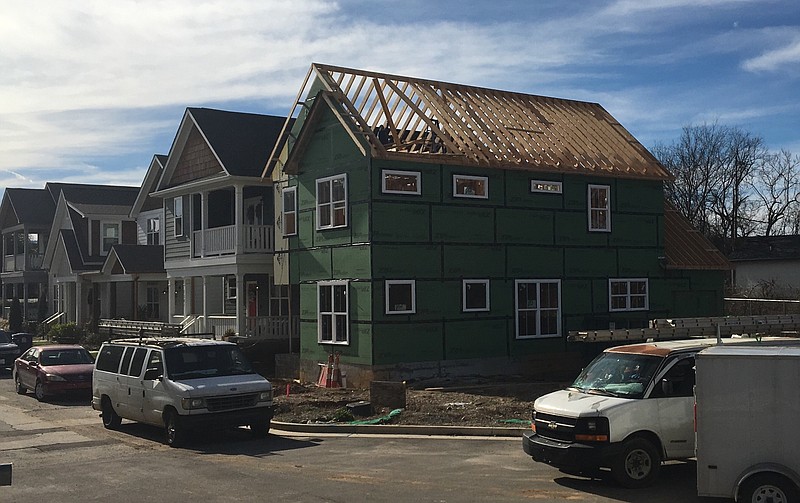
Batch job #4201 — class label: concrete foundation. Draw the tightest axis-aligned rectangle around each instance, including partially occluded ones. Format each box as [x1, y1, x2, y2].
[299, 352, 584, 389]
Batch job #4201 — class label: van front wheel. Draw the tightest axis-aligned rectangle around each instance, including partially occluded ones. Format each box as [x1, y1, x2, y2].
[249, 419, 271, 438]
[611, 437, 661, 488]
[165, 410, 186, 448]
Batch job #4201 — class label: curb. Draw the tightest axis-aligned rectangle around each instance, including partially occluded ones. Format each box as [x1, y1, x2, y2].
[272, 421, 527, 437]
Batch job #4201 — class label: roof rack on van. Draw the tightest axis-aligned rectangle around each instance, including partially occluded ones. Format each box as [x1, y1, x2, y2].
[568, 314, 800, 343]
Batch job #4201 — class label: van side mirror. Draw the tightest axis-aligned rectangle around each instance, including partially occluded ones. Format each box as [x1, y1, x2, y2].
[661, 379, 674, 396]
[144, 368, 162, 381]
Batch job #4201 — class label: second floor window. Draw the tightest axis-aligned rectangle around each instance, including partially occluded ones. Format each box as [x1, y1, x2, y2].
[146, 217, 160, 245]
[453, 175, 488, 199]
[174, 197, 184, 237]
[316, 174, 347, 230]
[588, 185, 611, 232]
[101, 223, 120, 254]
[282, 186, 297, 236]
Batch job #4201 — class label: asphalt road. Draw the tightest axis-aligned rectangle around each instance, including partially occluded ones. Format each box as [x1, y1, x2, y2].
[0, 373, 721, 503]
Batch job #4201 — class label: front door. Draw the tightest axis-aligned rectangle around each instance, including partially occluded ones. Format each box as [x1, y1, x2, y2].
[247, 281, 259, 336]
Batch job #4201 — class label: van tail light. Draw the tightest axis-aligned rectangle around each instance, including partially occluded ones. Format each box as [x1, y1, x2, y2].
[693, 400, 697, 433]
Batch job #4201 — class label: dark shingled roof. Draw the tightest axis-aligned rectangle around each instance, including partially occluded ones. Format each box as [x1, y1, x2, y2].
[188, 108, 288, 177]
[4, 188, 56, 226]
[108, 245, 165, 273]
[58, 229, 95, 272]
[728, 235, 800, 262]
[46, 183, 139, 213]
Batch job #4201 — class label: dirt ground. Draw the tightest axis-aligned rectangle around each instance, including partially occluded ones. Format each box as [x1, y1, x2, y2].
[271, 377, 569, 427]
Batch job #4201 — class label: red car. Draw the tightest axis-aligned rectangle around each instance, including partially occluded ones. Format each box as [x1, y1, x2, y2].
[13, 345, 94, 401]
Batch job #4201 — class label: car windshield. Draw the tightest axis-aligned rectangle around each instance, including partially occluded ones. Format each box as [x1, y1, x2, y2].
[39, 349, 94, 366]
[165, 345, 255, 380]
[569, 352, 663, 398]
[0, 332, 10, 343]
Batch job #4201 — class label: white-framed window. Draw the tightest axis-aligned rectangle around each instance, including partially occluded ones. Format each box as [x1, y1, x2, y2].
[385, 280, 416, 314]
[531, 180, 563, 194]
[146, 217, 160, 245]
[382, 170, 421, 195]
[316, 174, 348, 229]
[463, 279, 490, 312]
[588, 184, 611, 232]
[609, 279, 649, 312]
[515, 279, 561, 339]
[174, 197, 184, 237]
[225, 276, 237, 300]
[453, 174, 488, 199]
[282, 186, 297, 236]
[101, 222, 120, 254]
[318, 281, 349, 344]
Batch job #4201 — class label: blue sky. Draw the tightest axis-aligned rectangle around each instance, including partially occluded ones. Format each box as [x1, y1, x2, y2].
[1, 0, 798, 193]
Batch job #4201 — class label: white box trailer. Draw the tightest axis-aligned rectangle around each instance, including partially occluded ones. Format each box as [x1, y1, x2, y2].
[695, 345, 800, 502]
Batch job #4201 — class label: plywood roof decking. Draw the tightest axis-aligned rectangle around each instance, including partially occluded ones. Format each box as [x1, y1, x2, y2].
[664, 203, 730, 270]
[268, 63, 672, 180]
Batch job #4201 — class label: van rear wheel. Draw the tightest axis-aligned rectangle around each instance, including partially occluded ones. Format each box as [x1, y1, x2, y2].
[739, 473, 798, 503]
[101, 398, 122, 429]
[611, 437, 661, 488]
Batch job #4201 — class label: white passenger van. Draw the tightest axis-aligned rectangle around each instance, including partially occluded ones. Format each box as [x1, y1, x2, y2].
[522, 337, 798, 488]
[92, 337, 273, 447]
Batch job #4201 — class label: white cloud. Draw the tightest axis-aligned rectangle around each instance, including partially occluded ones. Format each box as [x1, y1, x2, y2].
[743, 37, 800, 71]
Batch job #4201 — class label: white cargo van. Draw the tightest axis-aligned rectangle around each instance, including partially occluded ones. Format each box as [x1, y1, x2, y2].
[92, 338, 273, 447]
[695, 345, 800, 502]
[522, 337, 797, 488]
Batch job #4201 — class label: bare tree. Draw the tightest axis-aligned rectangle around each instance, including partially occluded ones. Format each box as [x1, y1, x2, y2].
[750, 149, 800, 236]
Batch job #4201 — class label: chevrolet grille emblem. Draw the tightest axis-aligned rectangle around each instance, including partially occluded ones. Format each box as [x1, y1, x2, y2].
[547, 421, 558, 430]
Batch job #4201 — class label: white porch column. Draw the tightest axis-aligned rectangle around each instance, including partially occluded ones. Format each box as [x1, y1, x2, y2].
[234, 185, 243, 254]
[75, 281, 82, 325]
[202, 276, 209, 335]
[183, 278, 191, 316]
[236, 272, 245, 336]
[168, 278, 176, 321]
[201, 192, 208, 258]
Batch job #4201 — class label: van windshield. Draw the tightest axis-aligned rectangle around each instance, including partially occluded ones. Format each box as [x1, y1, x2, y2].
[569, 352, 663, 398]
[165, 345, 255, 380]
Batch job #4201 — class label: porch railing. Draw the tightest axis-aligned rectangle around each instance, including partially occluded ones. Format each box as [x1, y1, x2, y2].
[178, 315, 298, 340]
[191, 224, 273, 257]
[2, 253, 44, 272]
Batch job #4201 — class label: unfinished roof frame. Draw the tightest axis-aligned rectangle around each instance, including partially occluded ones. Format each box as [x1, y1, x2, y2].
[264, 63, 672, 180]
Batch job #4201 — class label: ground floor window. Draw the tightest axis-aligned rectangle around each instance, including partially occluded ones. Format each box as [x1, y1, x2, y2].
[318, 281, 348, 344]
[463, 279, 490, 312]
[385, 280, 416, 314]
[515, 280, 561, 338]
[609, 278, 649, 311]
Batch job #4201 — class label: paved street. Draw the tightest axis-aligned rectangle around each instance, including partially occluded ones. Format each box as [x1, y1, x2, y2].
[0, 373, 715, 503]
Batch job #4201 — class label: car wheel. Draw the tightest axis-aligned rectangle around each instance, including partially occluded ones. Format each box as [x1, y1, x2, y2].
[14, 374, 26, 395]
[34, 380, 47, 402]
[101, 398, 122, 429]
[611, 437, 661, 488]
[164, 410, 186, 448]
[739, 473, 799, 503]
[249, 419, 271, 438]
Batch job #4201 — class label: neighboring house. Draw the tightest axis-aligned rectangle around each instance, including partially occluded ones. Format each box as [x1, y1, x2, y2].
[150, 107, 296, 338]
[92, 154, 169, 322]
[728, 235, 800, 295]
[267, 63, 730, 386]
[0, 188, 56, 321]
[42, 183, 140, 326]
